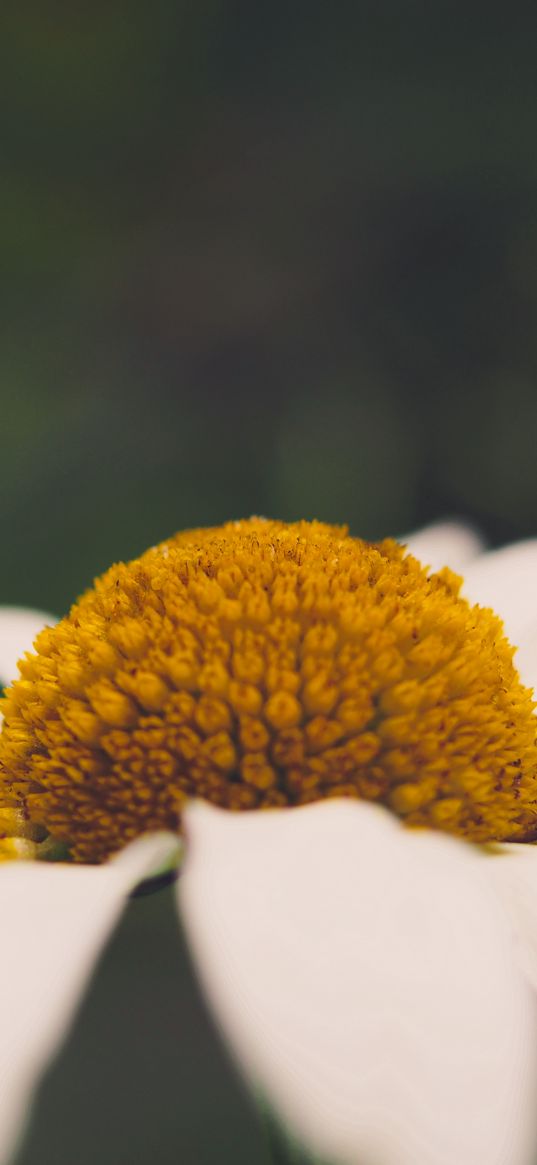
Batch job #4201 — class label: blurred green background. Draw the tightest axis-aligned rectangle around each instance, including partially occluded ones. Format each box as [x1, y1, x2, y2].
[4, 3, 537, 1162]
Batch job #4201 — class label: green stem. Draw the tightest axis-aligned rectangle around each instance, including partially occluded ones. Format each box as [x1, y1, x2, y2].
[259, 1104, 331, 1165]
[263, 1117, 297, 1165]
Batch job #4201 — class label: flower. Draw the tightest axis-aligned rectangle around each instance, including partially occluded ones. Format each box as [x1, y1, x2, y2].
[2, 520, 537, 1165]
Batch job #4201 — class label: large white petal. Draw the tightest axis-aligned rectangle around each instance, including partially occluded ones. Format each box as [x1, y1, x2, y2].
[402, 521, 484, 573]
[482, 842, 537, 995]
[0, 607, 56, 688]
[0, 832, 180, 1165]
[462, 541, 537, 691]
[179, 800, 537, 1165]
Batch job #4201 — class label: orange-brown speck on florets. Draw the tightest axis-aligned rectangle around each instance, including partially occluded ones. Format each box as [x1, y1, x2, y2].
[1, 517, 537, 863]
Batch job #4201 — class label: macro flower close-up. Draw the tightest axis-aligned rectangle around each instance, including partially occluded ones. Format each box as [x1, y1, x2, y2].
[3, 517, 537, 1165]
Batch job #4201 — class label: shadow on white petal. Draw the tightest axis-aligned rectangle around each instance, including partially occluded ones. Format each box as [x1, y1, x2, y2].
[401, 521, 484, 574]
[179, 800, 537, 1165]
[0, 833, 179, 1165]
[0, 607, 56, 689]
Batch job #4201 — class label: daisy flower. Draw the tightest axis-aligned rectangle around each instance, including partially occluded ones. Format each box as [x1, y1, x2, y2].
[1, 518, 537, 1165]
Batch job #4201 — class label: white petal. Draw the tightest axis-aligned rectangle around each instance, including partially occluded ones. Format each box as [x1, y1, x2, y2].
[463, 540, 537, 633]
[0, 832, 180, 1165]
[462, 542, 537, 691]
[0, 607, 56, 688]
[482, 842, 537, 995]
[401, 521, 484, 573]
[179, 800, 537, 1165]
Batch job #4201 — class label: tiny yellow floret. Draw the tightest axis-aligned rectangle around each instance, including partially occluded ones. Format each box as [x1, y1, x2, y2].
[1, 517, 537, 862]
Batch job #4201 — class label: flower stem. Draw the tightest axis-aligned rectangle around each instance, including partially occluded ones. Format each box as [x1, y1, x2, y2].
[259, 1105, 331, 1165]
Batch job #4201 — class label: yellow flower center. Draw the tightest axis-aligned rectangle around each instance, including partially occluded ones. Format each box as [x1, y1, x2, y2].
[1, 518, 536, 862]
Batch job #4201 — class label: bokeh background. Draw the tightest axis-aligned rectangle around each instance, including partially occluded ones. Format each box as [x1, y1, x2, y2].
[4, 4, 537, 1162]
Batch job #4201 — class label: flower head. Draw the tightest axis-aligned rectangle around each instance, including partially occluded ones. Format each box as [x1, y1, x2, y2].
[1, 517, 537, 863]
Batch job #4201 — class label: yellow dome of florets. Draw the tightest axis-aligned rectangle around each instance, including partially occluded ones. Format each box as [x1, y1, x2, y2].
[1, 517, 537, 862]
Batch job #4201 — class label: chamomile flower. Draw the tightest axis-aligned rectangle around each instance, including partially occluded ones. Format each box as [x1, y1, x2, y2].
[2, 519, 537, 1165]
